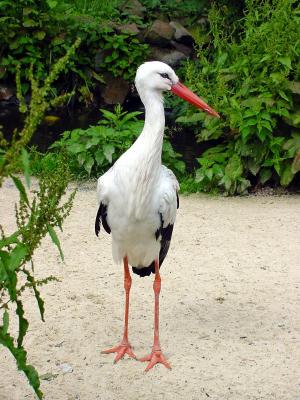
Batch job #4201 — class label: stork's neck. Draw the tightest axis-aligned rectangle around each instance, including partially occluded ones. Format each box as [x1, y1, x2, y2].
[136, 89, 165, 160]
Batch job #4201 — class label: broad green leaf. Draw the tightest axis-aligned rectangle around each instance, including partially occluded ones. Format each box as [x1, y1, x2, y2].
[103, 144, 115, 163]
[83, 156, 94, 175]
[280, 164, 294, 186]
[259, 168, 272, 184]
[95, 149, 105, 165]
[22, 18, 38, 27]
[46, 0, 58, 8]
[47, 225, 64, 261]
[8, 245, 28, 271]
[225, 155, 243, 180]
[77, 152, 86, 166]
[34, 30, 46, 40]
[291, 149, 300, 174]
[206, 168, 213, 181]
[278, 57, 291, 70]
[195, 169, 205, 183]
[10, 175, 29, 206]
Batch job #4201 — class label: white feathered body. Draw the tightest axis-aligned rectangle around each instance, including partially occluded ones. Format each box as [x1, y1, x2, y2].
[97, 90, 179, 269]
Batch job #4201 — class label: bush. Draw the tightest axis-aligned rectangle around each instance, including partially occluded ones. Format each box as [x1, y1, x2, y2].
[178, 0, 300, 194]
[0, 43, 77, 399]
[0, 0, 149, 100]
[50, 104, 186, 178]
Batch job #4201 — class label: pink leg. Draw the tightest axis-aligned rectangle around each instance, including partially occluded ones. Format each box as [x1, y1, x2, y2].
[102, 256, 136, 363]
[140, 259, 171, 371]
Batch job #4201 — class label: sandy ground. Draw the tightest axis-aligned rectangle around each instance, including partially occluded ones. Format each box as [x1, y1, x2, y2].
[0, 179, 300, 400]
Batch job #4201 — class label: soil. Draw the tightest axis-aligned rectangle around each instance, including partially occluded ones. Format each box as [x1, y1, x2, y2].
[0, 179, 299, 400]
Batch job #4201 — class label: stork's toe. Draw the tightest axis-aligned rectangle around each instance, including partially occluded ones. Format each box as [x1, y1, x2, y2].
[140, 350, 171, 371]
[102, 342, 137, 363]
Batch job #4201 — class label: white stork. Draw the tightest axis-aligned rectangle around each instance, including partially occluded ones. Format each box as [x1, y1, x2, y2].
[95, 61, 219, 371]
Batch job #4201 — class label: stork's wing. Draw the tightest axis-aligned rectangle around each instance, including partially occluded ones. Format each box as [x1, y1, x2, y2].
[95, 202, 111, 235]
[132, 166, 179, 277]
[95, 169, 113, 236]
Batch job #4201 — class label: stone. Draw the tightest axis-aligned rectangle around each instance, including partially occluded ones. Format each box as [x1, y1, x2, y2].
[101, 76, 129, 105]
[59, 363, 73, 374]
[0, 85, 14, 101]
[116, 23, 140, 35]
[150, 47, 187, 67]
[145, 20, 175, 46]
[170, 21, 194, 45]
[123, 0, 146, 18]
[171, 41, 193, 57]
[40, 372, 58, 381]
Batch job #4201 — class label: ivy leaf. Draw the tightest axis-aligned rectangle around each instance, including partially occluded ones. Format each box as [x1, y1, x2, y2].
[47, 225, 64, 261]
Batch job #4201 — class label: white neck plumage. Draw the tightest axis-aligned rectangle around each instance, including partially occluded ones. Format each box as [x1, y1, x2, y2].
[135, 89, 165, 165]
[126, 88, 165, 217]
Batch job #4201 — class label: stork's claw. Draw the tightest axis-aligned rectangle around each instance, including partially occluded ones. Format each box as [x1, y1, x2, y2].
[102, 341, 136, 363]
[140, 349, 171, 372]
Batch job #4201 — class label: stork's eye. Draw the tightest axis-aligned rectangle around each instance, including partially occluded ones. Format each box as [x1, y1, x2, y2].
[159, 73, 170, 80]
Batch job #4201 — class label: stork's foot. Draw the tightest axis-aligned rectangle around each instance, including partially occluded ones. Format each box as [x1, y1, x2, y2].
[102, 340, 136, 363]
[140, 349, 171, 372]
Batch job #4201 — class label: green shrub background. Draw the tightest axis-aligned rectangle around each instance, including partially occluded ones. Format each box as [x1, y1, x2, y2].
[1, 0, 300, 194]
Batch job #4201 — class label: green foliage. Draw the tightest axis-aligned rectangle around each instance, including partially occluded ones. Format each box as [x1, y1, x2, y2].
[0, 0, 149, 100]
[51, 104, 185, 178]
[0, 45, 77, 399]
[179, 0, 300, 194]
[140, 0, 208, 22]
[101, 34, 149, 80]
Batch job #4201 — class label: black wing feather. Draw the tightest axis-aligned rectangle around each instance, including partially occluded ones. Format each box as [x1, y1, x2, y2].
[132, 212, 174, 277]
[95, 203, 111, 236]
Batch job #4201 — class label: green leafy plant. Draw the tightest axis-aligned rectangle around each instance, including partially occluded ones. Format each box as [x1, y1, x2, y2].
[178, 0, 300, 194]
[101, 33, 149, 80]
[51, 104, 185, 178]
[0, 0, 149, 101]
[0, 43, 78, 399]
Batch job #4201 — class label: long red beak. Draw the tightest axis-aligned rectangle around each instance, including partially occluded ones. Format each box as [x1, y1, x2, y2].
[171, 82, 220, 118]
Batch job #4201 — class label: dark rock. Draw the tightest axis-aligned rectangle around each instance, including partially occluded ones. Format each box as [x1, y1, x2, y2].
[170, 21, 194, 45]
[101, 76, 129, 105]
[145, 20, 175, 46]
[150, 47, 187, 67]
[116, 23, 140, 35]
[123, 0, 146, 18]
[0, 85, 14, 101]
[171, 41, 193, 57]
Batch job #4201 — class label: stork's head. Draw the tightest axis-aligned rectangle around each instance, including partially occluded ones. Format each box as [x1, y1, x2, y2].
[135, 61, 219, 118]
